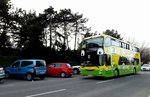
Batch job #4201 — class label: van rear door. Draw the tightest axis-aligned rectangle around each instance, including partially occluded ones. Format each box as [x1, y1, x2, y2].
[35, 60, 46, 75]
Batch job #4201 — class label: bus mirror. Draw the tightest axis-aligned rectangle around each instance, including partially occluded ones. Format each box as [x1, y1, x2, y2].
[97, 48, 104, 55]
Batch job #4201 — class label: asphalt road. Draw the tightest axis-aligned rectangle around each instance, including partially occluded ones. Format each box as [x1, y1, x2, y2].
[0, 71, 150, 97]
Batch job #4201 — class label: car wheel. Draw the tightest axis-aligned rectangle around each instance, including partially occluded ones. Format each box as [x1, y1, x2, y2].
[26, 73, 33, 81]
[73, 69, 79, 74]
[5, 72, 10, 79]
[60, 72, 66, 78]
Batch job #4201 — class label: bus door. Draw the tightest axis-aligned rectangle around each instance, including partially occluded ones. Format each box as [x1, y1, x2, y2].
[104, 54, 113, 74]
[119, 56, 129, 75]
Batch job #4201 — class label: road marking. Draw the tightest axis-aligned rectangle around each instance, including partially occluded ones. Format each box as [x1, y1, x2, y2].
[25, 89, 66, 97]
[96, 79, 115, 84]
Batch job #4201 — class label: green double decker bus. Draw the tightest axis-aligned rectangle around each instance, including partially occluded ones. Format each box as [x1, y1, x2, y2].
[80, 34, 141, 77]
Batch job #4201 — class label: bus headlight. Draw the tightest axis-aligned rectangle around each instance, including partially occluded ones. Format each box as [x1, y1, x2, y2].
[97, 48, 103, 55]
[99, 69, 103, 74]
[99, 71, 102, 74]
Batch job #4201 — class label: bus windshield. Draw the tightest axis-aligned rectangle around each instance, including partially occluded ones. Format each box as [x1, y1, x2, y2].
[82, 37, 103, 48]
[81, 54, 104, 66]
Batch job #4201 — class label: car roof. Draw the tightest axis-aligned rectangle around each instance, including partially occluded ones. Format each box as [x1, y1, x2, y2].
[17, 59, 45, 61]
[51, 62, 67, 64]
[49, 62, 68, 64]
[143, 64, 150, 65]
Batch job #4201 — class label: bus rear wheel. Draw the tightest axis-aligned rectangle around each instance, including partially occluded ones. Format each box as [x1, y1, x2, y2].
[114, 70, 119, 78]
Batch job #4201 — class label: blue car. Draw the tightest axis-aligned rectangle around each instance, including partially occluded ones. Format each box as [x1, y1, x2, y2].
[5, 59, 47, 81]
[0, 66, 5, 82]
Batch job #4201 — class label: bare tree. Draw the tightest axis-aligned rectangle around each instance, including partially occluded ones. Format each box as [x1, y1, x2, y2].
[139, 42, 150, 64]
[126, 37, 150, 64]
[125, 37, 139, 47]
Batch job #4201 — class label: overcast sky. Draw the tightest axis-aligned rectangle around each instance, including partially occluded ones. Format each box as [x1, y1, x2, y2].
[11, 0, 150, 47]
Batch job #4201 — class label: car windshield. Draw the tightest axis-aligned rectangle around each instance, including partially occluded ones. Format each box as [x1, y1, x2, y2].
[36, 61, 45, 67]
[143, 64, 150, 67]
[82, 37, 103, 48]
[66, 63, 71, 68]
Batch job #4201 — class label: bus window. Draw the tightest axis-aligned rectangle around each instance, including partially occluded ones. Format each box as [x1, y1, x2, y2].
[87, 37, 103, 48]
[119, 56, 122, 65]
[116, 40, 120, 47]
[119, 41, 122, 47]
[134, 60, 137, 65]
[121, 42, 126, 49]
[126, 44, 130, 50]
[123, 43, 126, 49]
[131, 46, 134, 51]
[105, 54, 111, 66]
[134, 58, 139, 65]
[119, 56, 127, 65]
[111, 39, 120, 47]
[121, 42, 127, 49]
[131, 58, 134, 65]
[105, 37, 111, 47]
[137, 48, 139, 52]
[134, 47, 139, 52]
[81, 37, 104, 48]
[126, 58, 130, 65]
[90, 54, 100, 66]
[129, 58, 133, 65]
[130, 46, 132, 51]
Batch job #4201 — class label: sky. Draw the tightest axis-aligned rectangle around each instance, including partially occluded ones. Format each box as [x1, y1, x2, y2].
[11, 0, 150, 47]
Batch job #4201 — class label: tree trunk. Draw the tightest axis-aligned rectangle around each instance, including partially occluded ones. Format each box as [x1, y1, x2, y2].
[74, 21, 78, 50]
[63, 22, 67, 50]
[49, 20, 52, 49]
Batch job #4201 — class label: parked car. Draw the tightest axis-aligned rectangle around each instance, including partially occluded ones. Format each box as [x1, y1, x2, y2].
[141, 64, 150, 71]
[5, 59, 47, 81]
[0, 65, 5, 82]
[47, 63, 73, 78]
[72, 65, 80, 74]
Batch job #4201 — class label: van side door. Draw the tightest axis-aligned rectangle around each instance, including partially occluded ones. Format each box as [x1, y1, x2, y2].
[20, 61, 34, 76]
[10, 61, 21, 75]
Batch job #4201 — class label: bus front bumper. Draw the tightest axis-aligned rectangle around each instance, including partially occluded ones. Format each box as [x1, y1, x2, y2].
[80, 69, 104, 77]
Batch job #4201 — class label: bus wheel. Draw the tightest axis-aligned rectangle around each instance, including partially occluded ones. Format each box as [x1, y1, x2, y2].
[114, 70, 119, 78]
[133, 68, 136, 74]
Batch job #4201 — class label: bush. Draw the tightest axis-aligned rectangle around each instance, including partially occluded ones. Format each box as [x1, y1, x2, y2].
[0, 56, 18, 68]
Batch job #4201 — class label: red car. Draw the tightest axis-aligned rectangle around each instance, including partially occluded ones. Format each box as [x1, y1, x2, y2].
[47, 63, 73, 77]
